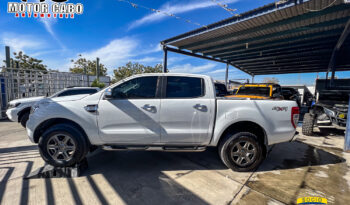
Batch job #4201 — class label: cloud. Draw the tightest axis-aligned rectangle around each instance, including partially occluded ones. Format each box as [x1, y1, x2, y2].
[79, 37, 139, 68]
[1, 33, 44, 53]
[169, 62, 217, 73]
[130, 57, 162, 64]
[129, 0, 239, 29]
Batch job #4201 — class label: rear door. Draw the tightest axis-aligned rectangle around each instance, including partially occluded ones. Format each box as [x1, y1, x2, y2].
[160, 76, 213, 144]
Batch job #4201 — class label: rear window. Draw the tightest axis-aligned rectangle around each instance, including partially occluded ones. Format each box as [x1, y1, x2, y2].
[236, 86, 270, 97]
[166, 76, 204, 98]
[57, 89, 97, 97]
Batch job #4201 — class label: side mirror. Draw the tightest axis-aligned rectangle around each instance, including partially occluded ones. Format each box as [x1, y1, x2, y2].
[104, 88, 113, 99]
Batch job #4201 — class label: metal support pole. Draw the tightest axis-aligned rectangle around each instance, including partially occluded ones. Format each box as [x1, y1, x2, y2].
[96, 57, 100, 81]
[252, 75, 255, 83]
[5, 46, 10, 68]
[344, 95, 350, 152]
[225, 64, 229, 87]
[163, 47, 168, 73]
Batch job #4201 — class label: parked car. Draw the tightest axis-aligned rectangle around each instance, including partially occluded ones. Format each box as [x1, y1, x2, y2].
[302, 79, 349, 136]
[6, 87, 100, 127]
[225, 83, 284, 100]
[282, 87, 301, 107]
[26, 73, 298, 172]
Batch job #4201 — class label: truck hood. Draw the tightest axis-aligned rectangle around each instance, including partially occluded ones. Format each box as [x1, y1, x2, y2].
[9, 96, 45, 104]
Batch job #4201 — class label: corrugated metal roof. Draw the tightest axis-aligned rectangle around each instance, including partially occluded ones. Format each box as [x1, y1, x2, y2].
[162, 0, 350, 75]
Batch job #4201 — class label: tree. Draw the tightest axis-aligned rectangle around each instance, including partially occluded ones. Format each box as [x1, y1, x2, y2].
[70, 58, 108, 76]
[112, 62, 164, 83]
[263, 77, 279, 84]
[3, 51, 47, 70]
[91, 79, 105, 89]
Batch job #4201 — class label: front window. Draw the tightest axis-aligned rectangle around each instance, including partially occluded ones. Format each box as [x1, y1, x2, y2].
[112, 76, 158, 99]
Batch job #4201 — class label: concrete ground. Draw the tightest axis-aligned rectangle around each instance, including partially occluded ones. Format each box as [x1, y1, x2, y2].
[0, 120, 349, 205]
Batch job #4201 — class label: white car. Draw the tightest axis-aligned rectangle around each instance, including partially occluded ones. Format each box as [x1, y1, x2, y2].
[27, 73, 299, 172]
[6, 87, 100, 127]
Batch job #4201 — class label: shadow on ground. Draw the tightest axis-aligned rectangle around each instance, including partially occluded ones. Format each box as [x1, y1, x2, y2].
[0, 139, 346, 204]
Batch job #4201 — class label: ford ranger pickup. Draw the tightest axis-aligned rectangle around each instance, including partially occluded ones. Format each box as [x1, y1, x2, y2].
[26, 73, 299, 172]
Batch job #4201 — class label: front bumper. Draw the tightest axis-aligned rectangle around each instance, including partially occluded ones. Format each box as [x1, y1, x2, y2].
[6, 108, 19, 122]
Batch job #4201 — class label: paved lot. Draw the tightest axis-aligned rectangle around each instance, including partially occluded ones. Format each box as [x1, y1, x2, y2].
[0, 120, 349, 205]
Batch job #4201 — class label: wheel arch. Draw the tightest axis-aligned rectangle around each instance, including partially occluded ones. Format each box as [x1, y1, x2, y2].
[17, 107, 31, 122]
[217, 121, 268, 157]
[33, 118, 90, 145]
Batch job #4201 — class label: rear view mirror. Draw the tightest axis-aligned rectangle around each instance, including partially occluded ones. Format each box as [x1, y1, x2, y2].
[104, 88, 113, 99]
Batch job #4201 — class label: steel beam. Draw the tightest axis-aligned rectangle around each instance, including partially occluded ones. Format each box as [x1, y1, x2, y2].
[193, 18, 348, 53]
[328, 18, 350, 87]
[163, 46, 168, 73]
[230, 49, 332, 64]
[345, 96, 350, 152]
[215, 40, 337, 60]
[225, 64, 229, 87]
[237, 55, 326, 67]
[179, 4, 350, 50]
[205, 30, 342, 56]
[222, 44, 335, 62]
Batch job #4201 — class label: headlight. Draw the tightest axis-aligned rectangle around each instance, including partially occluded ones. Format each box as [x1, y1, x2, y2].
[8, 102, 21, 109]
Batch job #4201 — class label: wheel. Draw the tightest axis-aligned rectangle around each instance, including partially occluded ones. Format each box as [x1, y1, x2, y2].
[218, 132, 263, 172]
[20, 112, 30, 128]
[38, 124, 89, 167]
[302, 113, 315, 136]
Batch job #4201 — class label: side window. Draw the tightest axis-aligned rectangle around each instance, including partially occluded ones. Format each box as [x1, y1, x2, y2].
[112, 76, 158, 99]
[166, 76, 204, 98]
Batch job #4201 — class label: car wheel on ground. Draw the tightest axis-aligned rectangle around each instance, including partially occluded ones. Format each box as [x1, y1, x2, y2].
[302, 113, 315, 136]
[38, 124, 89, 167]
[20, 112, 30, 128]
[218, 132, 263, 172]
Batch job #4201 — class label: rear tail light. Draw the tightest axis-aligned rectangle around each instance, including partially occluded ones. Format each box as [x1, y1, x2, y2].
[291, 107, 299, 128]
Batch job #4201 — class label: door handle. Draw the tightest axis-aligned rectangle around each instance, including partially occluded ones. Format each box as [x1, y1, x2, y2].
[142, 104, 155, 112]
[193, 104, 207, 111]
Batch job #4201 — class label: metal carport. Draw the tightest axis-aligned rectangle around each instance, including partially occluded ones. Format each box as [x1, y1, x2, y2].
[161, 0, 350, 86]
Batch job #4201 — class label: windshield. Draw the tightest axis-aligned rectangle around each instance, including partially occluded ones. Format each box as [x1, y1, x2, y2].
[236, 86, 270, 97]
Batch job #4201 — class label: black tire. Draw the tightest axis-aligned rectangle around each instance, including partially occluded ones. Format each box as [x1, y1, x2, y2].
[302, 113, 315, 136]
[20, 112, 30, 128]
[38, 124, 89, 167]
[218, 132, 263, 172]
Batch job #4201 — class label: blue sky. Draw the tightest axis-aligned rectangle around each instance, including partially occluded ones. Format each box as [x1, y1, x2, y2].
[1, 0, 349, 85]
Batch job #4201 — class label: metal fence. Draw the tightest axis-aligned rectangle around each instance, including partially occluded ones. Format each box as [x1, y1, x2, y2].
[0, 68, 111, 119]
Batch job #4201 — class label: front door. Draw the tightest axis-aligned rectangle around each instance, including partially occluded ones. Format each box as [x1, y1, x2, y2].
[98, 76, 161, 144]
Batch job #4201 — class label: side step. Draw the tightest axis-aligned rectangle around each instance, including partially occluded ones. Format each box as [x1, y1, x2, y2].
[102, 145, 206, 152]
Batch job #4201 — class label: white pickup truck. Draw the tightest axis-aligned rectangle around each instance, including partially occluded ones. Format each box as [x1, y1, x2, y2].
[26, 73, 299, 171]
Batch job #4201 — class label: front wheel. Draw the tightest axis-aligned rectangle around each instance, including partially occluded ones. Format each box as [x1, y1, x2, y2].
[38, 124, 89, 167]
[218, 132, 263, 172]
[20, 112, 29, 128]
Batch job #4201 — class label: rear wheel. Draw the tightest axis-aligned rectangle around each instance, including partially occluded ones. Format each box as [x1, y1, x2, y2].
[20, 112, 29, 128]
[302, 113, 315, 136]
[218, 132, 263, 172]
[38, 124, 89, 167]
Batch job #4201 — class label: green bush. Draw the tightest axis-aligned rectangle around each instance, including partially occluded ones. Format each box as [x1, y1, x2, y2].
[91, 79, 105, 89]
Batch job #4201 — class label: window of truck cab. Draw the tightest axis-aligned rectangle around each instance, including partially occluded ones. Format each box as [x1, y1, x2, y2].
[111, 76, 159, 99]
[165, 76, 205, 98]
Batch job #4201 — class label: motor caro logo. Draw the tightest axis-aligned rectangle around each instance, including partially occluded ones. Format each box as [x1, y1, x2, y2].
[8, 0, 83, 18]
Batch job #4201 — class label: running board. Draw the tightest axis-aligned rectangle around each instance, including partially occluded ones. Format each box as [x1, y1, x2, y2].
[102, 145, 206, 152]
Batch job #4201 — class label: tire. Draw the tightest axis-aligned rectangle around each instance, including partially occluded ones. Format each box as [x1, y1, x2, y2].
[302, 113, 315, 136]
[218, 132, 263, 172]
[38, 124, 89, 167]
[20, 112, 30, 128]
